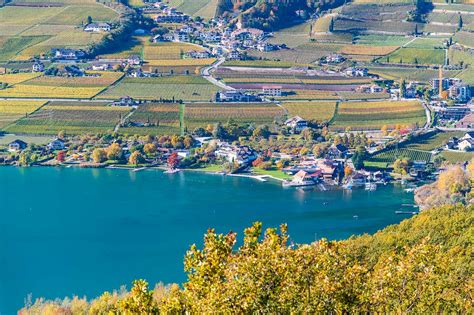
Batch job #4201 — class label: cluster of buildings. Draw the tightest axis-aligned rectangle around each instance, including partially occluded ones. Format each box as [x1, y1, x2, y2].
[215, 86, 283, 103]
[445, 132, 474, 152]
[432, 77, 471, 103]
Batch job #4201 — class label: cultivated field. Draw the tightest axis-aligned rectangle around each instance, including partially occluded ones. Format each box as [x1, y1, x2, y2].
[369, 148, 433, 164]
[122, 103, 182, 135]
[281, 101, 337, 122]
[5, 101, 131, 135]
[0, 3, 118, 61]
[0, 72, 122, 99]
[332, 100, 426, 130]
[183, 102, 285, 129]
[0, 100, 46, 129]
[98, 76, 219, 101]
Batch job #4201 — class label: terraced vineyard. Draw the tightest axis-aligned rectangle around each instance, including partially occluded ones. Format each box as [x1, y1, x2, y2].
[332, 100, 426, 130]
[369, 148, 433, 164]
[121, 103, 182, 135]
[98, 76, 219, 101]
[0, 1, 118, 61]
[0, 100, 46, 129]
[281, 101, 337, 122]
[183, 103, 285, 130]
[0, 72, 122, 99]
[5, 101, 131, 135]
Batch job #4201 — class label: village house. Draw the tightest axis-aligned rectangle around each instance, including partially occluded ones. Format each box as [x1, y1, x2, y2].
[127, 55, 141, 66]
[357, 84, 384, 93]
[155, 13, 189, 23]
[458, 138, 474, 151]
[405, 82, 419, 98]
[8, 140, 27, 152]
[326, 144, 349, 159]
[436, 106, 471, 121]
[200, 31, 222, 42]
[215, 90, 261, 102]
[325, 54, 344, 64]
[285, 116, 308, 133]
[91, 63, 110, 71]
[231, 28, 264, 41]
[52, 48, 85, 60]
[344, 67, 368, 77]
[262, 85, 282, 97]
[32, 61, 44, 72]
[256, 42, 275, 52]
[226, 50, 241, 60]
[47, 139, 65, 151]
[173, 31, 190, 42]
[84, 22, 111, 32]
[315, 159, 339, 180]
[113, 96, 137, 106]
[215, 144, 257, 165]
[184, 50, 211, 59]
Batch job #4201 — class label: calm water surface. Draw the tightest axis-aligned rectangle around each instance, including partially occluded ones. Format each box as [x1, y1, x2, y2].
[0, 167, 414, 313]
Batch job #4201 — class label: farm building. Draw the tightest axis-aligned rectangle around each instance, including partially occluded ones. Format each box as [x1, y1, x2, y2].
[52, 49, 86, 60]
[84, 23, 111, 32]
[262, 85, 282, 97]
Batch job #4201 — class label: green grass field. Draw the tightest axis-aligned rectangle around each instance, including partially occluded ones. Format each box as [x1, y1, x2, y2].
[439, 151, 474, 163]
[385, 48, 445, 65]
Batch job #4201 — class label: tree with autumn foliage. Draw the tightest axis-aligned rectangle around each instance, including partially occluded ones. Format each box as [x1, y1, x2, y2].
[56, 150, 66, 163]
[167, 152, 179, 169]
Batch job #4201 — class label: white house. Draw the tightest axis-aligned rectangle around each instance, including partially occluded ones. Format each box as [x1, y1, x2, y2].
[8, 139, 27, 152]
[215, 145, 257, 165]
[458, 138, 474, 151]
[47, 139, 65, 151]
[127, 55, 141, 65]
[285, 116, 308, 133]
[84, 22, 111, 32]
[32, 62, 44, 72]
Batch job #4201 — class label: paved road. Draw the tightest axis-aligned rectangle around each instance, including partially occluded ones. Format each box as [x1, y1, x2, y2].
[201, 57, 234, 90]
[0, 97, 114, 102]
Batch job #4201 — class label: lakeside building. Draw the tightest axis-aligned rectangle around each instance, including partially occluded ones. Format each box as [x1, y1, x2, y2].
[47, 139, 65, 151]
[8, 140, 27, 152]
[215, 144, 257, 165]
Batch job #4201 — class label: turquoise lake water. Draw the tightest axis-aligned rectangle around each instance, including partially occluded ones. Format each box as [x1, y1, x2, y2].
[0, 167, 415, 313]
